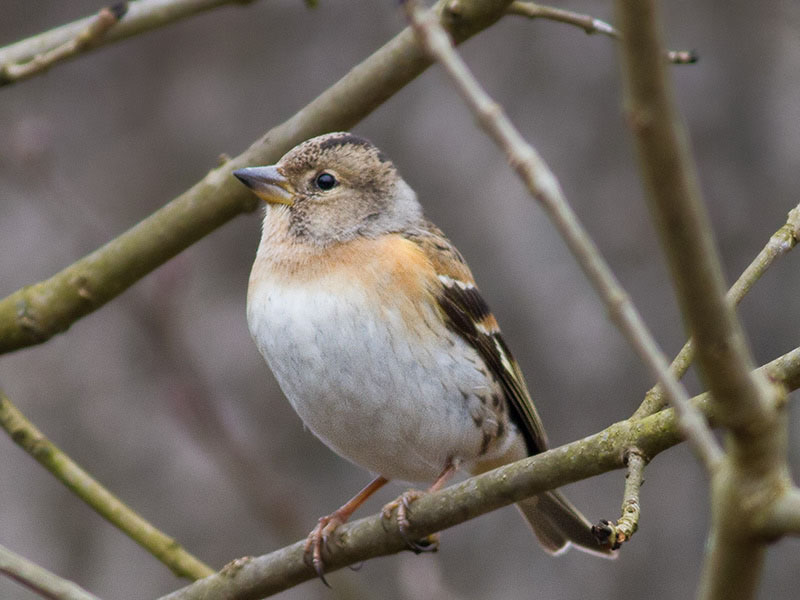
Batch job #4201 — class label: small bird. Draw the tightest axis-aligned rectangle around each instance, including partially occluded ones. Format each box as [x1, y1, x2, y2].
[234, 133, 615, 577]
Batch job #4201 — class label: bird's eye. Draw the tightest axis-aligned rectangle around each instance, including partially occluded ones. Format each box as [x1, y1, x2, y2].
[315, 172, 337, 191]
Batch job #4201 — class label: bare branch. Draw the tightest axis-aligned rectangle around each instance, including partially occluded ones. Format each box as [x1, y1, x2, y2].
[596, 449, 648, 547]
[615, 0, 775, 437]
[613, 0, 791, 598]
[0, 0, 514, 355]
[0, 544, 102, 600]
[506, 1, 697, 65]
[617, 450, 647, 542]
[0, 391, 215, 580]
[0, 0, 263, 87]
[0, 5, 126, 85]
[634, 202, 800, 419]
[506, 1, 619, 37]
[402, 0, 722, 471]
[156, 416, 657, 599]
[158, 346, 800, 600]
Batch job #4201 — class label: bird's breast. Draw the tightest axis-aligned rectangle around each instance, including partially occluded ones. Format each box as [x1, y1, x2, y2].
[246, 241, 517, 482]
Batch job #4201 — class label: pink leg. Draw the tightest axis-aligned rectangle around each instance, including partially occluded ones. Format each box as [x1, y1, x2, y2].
[304, 475, 388, 585]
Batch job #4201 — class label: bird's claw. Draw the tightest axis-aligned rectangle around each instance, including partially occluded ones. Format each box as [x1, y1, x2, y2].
[303, 513, 346, 586]
[381, 490, 439, 553]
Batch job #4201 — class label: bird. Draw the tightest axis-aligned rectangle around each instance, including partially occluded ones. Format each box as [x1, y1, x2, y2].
[233, 132, 615, 578]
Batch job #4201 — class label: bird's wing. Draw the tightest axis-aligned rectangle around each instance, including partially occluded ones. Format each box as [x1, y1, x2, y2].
[403, 222, 548, 455]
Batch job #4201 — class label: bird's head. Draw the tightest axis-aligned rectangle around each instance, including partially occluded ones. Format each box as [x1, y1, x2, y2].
[234, 133, 422, 246]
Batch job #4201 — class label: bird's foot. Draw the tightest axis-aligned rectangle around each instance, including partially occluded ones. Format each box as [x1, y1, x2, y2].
[303, 511, 347, 587]
[301, 475, 390, 586]
[381, 490, 439, 553]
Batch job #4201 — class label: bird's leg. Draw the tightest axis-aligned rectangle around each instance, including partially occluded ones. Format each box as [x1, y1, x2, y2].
[381, 461, 457, 552]
[304, 475, 388, 585]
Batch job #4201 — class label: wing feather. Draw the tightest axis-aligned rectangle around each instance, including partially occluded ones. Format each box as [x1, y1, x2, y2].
[404, 222, 548, 455]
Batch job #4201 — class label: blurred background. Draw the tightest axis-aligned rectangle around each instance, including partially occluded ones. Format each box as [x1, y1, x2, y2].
[1, 1, 799, 598]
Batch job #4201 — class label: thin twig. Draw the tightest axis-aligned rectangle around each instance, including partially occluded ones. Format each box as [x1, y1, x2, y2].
[506, 1, 697, 64]
[158, 346, 800, 600]
[403, 0, 722, 472]
[0, 544, 103, 600]
[617, 450, 646, 542]
[633, 202, 800, 419]
[0, 5, 126, 85]
[593, 449, 647, 548]
[506, 2, 619, 37]
[0, 0, 263, 88]
[0, 391, 215, 580]
[0, 0, 513, 355]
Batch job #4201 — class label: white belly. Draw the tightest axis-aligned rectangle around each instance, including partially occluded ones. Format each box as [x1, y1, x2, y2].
[247, 276, 499, 483]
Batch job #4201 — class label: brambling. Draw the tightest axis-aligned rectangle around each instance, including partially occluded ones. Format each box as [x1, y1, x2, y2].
[234, 133, 615, 578]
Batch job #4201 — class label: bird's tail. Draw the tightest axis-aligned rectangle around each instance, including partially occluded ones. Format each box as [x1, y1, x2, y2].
[516, 490, 616, 558]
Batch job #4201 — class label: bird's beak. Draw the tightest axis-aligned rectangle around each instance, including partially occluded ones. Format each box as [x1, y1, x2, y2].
[233, 166, 295, 205]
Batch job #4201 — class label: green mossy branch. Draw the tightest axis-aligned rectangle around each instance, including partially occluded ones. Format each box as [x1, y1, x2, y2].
[0, 543, 103, 600]
[0, 391, 215, 580]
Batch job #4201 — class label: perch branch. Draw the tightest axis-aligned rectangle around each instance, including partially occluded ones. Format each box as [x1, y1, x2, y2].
[158, 346, 800, 600]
